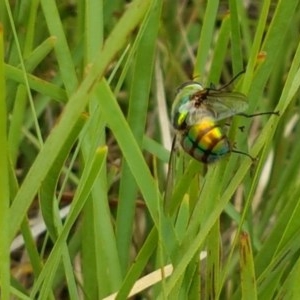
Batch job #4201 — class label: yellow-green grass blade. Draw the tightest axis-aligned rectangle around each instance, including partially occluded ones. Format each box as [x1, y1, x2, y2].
[194, 0, 219, 78]
[5, 64, 67, 103]
[79, 2, 121, 298]
[239, 232, 257, 300]
[39, 113, 87, 241]
[30, 146, 108, 299]
[9, 0, 152, 243]
[0, 23, 10, 300]
[116, 0, 163, 275]
[96, 80, 179, 256]
[229, 0, 244, 74]
[40, 0, 78, 95]
[158, 1, 300, 296]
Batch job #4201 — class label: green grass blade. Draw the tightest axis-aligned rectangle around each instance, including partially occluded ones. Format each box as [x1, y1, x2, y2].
[277, 258, 300, 299]
[208, 13, 231, 83]
[0, 23, 10, 300]
[39, 113, 87, 241]
[242, 0, 271, 93]
[31, 146, 108, 299]
[239, 232, 257, 300]
[229, 0, 244, 73]
[80, 1, 120, 297]
[40, 0, 78, 94]
[116, 0, 163, 275]
[194, 0, 219, 77]
[246, 0, 299, 109]
[116, 229, 158, 299]
[4, 64, 67, 103]
[6, 1, 300, 298]
[9, 0, 152, 242]
[96, 80, 179, 255]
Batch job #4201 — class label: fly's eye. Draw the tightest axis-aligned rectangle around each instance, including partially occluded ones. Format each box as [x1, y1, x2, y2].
[176, 81, 203, 94]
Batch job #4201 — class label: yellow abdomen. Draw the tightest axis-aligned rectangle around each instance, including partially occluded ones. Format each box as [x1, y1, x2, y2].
[181, 118, 230, 163]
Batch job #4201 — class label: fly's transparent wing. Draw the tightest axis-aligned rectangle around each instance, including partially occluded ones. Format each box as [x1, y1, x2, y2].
[178, 90, 248, 126]
[205, 91, 248, 121]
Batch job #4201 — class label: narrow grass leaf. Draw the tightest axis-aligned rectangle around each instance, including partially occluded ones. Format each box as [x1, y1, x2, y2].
[242, 0, 271, 93]
[31, 146, 108, 299]
[40, 0, 78, 95]
[194, 0, 219, 76]
[116, 229, 158, 299]
[40, 113, 87, 241]
[116, 0, 163, 274]
[239, 232, 257, 300]
[229, 0, 244, 73]
[96, 80, 179, 255]
[23, 36, 57, 71]
[247, 0, 299, 110]
[208, 13, 231, 83]
[206, 221, 220, 299]
[5, 64, 68, 103]
[143, 136, 170, 163]
[0, 23, 10, 300]
[79, 2, 115, 297]
[9, 0, 152, 242]
[277, 258, 300, 299]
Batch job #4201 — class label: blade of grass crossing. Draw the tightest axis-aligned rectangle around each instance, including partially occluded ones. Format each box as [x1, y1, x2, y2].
[96, 80, 179, 256]
[256, 233, 300, 299]
[116, 229, 158, 299]
[236, 2, 253, 59]
[116, 0, 163, 275]
[277, 257, 300, 299]
[221, 7, 300, 278]
[5, 0, 43, 146]
[80, 1, 122, 298]
[159, 151, 261, 296]
[254, 187, 300, 279]
[85, 0, 104, 59]
[81, 98, 122, 297]
[40, 0, 78, 95]
[246, 0, 299, 110]
[223, 32, 300, 298]
[239, 232, 257, 300]
[228, 0, 244, 74]
[8, 149, 45, 289]
[208, 13, 231, 83]
[0, 23, 10, 300]
[194, 0, 219, 77]
[242, 0, 271, 94]
[206, 220, 220, 299]
[8, 13, 54, 165]
[9, 0, 152, 243]
[224, 60, 300, 298]
[30, 147, 108, 299]
[4, 64, 67, 103]
[40, 113, 87, 241]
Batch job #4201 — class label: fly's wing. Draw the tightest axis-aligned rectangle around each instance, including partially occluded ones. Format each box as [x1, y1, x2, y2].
[177, 91, 248, 126]
[205, 91, 248, 121]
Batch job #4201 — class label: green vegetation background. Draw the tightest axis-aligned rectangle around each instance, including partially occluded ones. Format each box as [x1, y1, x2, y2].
[1, 0, 300, 299]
